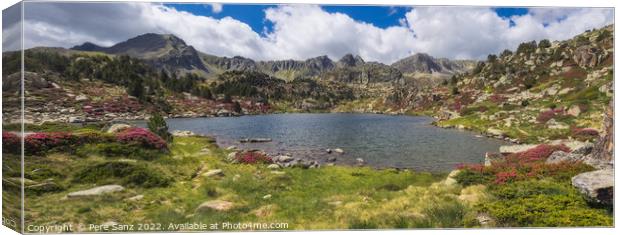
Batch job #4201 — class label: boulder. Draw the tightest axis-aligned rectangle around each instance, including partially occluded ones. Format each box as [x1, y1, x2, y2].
[356, 158, 365, 166]
[126, 195, 144, 201]
[68, 116, 84, 123]
[67, 185, 125, 198]
[571, 143, 594, 155]
[75, 94, 89, 102]
[571, 169, 613, 206]
[326, 156, 337, 162]
[106, 124, 131, 133]
[226, 152, 238, 163]
[273, 155, 294, 163]
[486, 128, 505, 137]
[334, 148, 345, 154]
[171, 130, 197, 137]
[484, 152, 504, 166]
[267, 164, 280, 169]
[499, 144, 537, 154]
[567, 105, 583, 117]
[195, 200, 234, 212]
[545, 151, 585, 164]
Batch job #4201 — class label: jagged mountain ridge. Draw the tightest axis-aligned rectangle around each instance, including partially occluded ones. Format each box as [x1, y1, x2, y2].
[70, 33, 474, 82]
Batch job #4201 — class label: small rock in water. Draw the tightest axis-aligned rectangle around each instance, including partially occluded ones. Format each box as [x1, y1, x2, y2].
[356, 158, 365, 165]
[327, 156, 337, 162]
[334, 148, 345, 154]
[239, 138, 272, 143]
[326, 149, 333, 154]
[203, 169, 224, 177]
[171, 130, 197, 137]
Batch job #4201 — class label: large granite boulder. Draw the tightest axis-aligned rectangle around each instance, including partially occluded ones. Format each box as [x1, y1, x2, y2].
[66, 185, 125, 198]
[571, 169, 613, 206]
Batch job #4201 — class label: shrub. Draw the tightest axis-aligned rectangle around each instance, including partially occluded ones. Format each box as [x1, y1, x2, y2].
[24, 132, 79, 154]
[571, 128, 599, 141]
[489, 94, 506, 104]
[147, 113, 173, 143]
[116, 127, 167, 150]
[479, 180, 612, 227]
[2, 132, 20, 154]
[72, 161, 172, 188]
[235, 151, 273, 164]
[76, 143, 162, 160]
[536, 108, 564, 123]
[456, 144, 588, 185]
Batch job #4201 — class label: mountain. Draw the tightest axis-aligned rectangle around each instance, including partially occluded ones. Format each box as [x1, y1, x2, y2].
[391, 53, 476, 75]
[71, 33, 209, 75]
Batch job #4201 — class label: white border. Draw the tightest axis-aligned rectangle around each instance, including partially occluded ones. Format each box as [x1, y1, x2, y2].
[0, 1, 617, 235]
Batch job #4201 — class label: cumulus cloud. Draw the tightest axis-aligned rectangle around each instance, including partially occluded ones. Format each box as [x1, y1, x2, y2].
[16, 2, 614, 63]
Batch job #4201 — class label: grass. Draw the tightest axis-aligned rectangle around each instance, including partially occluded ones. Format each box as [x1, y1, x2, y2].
[19, 135, 474, 231]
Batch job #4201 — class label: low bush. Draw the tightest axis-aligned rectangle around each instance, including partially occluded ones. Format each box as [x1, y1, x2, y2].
[571, 128, 599, 141]
[479, 180, 612, 227]
[457, 144, 591, 185]
[116, 127, 167, 150]
[536, 108, 565, 123]
[2, 132, 20, 154]
[24, 132, 79, 154]
[235, 151, 273, 164]
[72, 161, 172, 188]
[76, 143, 163, 160]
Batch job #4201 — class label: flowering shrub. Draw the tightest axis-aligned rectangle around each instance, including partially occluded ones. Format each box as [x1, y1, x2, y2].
[489, 94, 506, 104]
[24, 132, 79, 154]
[2, 132, 21, 154]
[116, 127, 167, 150]
[536, 108, 565, 123]
[455, 144, 589, 185]
[235, 151, 273, 164]
[571, 128, 599, 141]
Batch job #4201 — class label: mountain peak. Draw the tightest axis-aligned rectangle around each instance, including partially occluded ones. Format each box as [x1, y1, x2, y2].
[70, 42, 106, 51]
[338, 53, 365, 67]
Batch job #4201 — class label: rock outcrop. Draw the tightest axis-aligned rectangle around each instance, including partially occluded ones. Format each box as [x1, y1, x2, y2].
[572, 169, 613, 206]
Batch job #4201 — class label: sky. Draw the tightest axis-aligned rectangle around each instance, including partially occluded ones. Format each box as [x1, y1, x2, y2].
[2, 2, 614, 64]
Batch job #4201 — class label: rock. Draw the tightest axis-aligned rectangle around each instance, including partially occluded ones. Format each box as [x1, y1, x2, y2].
[195, 200, 234, 212]
[126, 195, 144, 201]
[572, 143, 594, 155]
[486, 128, 505, 137]
[273, 155, 294, 163]
[67, 185, 124, 198]
[226, 146, 237, 150]
[226, 152, 238, 163]
[106, 124, 131, 133]
[484, 152, 504, 166]
[75, 94, 88, 102]
[334, 148, 345, 154]
[573, 45, 600, 68]
[571, 169, 613, 206]
[203, 169, 224, 177]
[262, 194, 272, 200]
[547, 119, 569, 129]
[567, 105, 583, 117]
[239, 138, 272, 143]
[267, 164, 280, 169]
[499, 144, 537, 154]
[199, 148, 211, 154]
[545, 151, 585, 164]
[171, 130, 196, 137]
[557, 87, 572, 95]
[476, 213, 495, 228]
[68, 116, 84, 123]
[356, 158, 365, 165]
[326, 156, 337, 162]
[326, 149, 332, 154]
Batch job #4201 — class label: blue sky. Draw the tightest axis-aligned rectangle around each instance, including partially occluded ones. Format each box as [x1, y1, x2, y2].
[164, 3, 531, 35]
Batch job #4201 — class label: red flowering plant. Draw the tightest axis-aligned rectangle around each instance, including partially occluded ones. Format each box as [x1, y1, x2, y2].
[24, 132, 79, 154]
[455, 144, 591, 185]
[115, 127, 167, 150]
[2, 132, 21, 154]
[536, 108, 565, 123]
[235, 151, 273, 164]
[571, 128, 599, 141]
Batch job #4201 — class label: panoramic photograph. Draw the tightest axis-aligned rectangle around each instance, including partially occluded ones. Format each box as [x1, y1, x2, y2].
[1, 0, 615, 233]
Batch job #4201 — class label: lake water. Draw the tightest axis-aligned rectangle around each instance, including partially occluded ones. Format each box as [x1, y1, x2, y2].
[164, 113, 506, 172]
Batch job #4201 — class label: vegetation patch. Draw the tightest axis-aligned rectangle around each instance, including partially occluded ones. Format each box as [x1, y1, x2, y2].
[72, 161, 172, 188]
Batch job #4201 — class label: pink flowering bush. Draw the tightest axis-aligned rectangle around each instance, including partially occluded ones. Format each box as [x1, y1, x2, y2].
[455, 144, 590, 185]
[24, 132, 79, 154]
[2, 132, 21, 154]
[115, 127, 167, 150]
[571, 128, 599, 141]
[235, 151, 273, 164]
[536, 108, 565, 123]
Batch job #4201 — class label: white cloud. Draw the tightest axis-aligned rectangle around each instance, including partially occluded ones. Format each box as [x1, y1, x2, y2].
[206, 3, 223, 13]
[18, 3, 614, 63]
